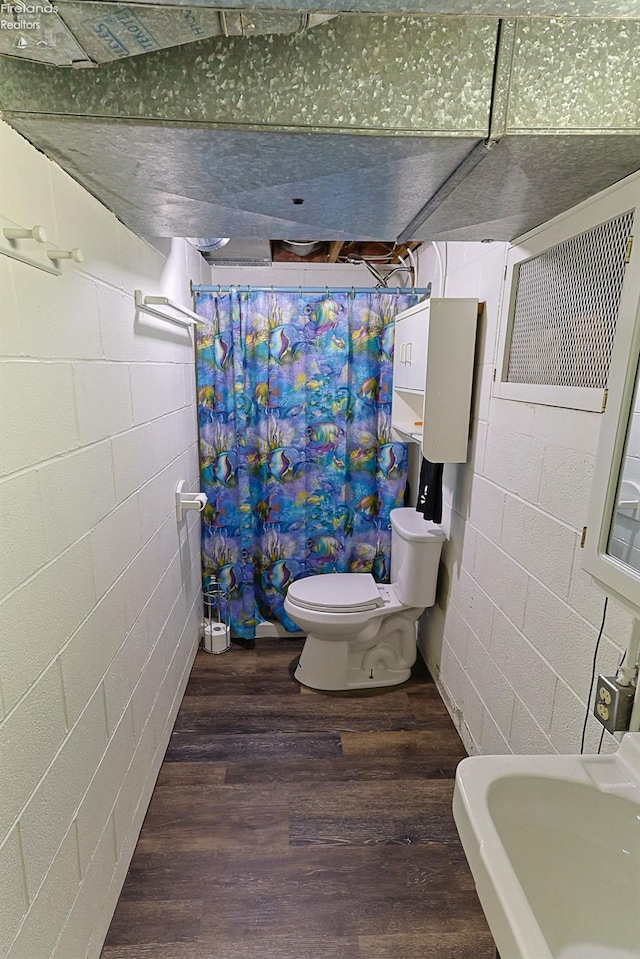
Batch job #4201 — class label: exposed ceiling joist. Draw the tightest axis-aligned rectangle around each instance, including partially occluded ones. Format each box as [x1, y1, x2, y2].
[328, 241, 345, 263]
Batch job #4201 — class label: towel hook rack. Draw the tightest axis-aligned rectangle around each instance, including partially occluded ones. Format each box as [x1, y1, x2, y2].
[47, 248, 84, 263]
[3, 224, 48, 243]
[1, 217, 84, 276]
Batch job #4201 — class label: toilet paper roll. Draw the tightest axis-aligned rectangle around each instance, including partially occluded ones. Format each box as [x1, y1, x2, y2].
[202, 622, 230, 654]
[194, 492, 207, 512]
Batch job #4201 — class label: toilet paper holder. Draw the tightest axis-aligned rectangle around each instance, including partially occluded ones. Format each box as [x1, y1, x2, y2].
[175, 480, 207, 522]
[202, 583, 231, 655]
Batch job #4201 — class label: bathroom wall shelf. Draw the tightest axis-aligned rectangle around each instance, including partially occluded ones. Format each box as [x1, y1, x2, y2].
[134, 290, 203, 329]
[392, 423, 423, 444]
[0, 216, 84, 276]
[391, 297, 480, 463]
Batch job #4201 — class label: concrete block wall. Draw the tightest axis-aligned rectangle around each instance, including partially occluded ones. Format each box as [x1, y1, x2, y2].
[417, 217, 635, 757]
[0, 121, 205, 958]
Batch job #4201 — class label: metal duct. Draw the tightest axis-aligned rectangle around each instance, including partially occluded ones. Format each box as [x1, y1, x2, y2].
[279, 240, 324, 256]
[119, 0, 640, 12]
[1, 16, 638, 241]
[0, 2, 336, 68]
[199, 238, 272, 265]
[190, 237, 231, 251]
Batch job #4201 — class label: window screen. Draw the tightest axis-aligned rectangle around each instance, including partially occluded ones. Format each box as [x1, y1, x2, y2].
[506, 211, 634, 390]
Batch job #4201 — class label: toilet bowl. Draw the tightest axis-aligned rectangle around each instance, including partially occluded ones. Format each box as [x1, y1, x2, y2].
[284, 507, 445, 691]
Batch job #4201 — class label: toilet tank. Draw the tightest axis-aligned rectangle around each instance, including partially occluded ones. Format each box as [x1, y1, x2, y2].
[390, 507, 446, 608]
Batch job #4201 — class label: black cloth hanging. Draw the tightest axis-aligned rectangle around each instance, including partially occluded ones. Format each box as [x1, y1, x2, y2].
[416, 457, 443, 523]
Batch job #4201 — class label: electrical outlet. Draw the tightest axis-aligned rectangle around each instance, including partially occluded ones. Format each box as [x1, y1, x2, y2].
[593, 675, 635, 734]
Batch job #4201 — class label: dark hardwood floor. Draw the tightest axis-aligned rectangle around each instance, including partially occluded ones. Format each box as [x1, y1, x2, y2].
[101, 638, 495, 959]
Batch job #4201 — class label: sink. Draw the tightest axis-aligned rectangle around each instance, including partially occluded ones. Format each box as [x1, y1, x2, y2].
[453, 733, 640, 959]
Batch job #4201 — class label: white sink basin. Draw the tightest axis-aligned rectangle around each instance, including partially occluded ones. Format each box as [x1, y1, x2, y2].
[453, 733, 640, 959]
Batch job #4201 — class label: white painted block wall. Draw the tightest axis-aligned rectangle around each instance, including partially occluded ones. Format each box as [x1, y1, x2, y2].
[417, 221, 634, 757]
[0, 122, 205, 958]
[203, 259, 383, 290]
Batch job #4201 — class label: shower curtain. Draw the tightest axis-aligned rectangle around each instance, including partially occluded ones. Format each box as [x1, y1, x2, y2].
[195, 288, 412, 638]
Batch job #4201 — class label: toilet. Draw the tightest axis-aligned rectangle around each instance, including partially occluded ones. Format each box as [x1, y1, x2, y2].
[284, 507, 446, 691]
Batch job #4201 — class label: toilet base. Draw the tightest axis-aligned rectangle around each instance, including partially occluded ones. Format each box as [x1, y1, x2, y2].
[293, 611, 419, 691]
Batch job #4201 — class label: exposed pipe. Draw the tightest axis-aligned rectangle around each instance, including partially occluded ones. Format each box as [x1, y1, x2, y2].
[406, 246, 418, 288]
[617, 618, 640, 689]
[396, 255, 413, 289]
[341, 253, 402, 262]
[616, 619, 639, 733]
[358, 258, 389, 286]
[629, 680, 640, 733]
[194, 237, 230, 252]
[279, 240, 324, 256]
[343, 248, 415, 289]
[433, 241, 447, 297]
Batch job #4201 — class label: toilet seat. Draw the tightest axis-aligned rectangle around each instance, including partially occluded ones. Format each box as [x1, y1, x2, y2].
[286, 572, 385, 613]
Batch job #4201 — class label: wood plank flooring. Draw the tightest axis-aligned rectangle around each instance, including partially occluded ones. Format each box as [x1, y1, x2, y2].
[101, 638, 495, 959]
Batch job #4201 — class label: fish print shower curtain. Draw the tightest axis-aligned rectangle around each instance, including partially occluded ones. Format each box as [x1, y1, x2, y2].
[195, 288, 413, 639]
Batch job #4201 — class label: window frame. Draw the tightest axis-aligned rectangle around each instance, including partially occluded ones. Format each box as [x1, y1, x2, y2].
[493, 176, 639, 413]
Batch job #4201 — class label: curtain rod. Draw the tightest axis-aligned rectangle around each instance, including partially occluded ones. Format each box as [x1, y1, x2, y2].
[191, 284, 432, 296]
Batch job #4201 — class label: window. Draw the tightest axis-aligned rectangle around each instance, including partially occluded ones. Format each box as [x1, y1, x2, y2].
[495, 178, 638, 412]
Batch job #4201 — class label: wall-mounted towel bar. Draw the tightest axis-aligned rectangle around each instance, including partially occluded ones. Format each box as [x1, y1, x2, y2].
[134, 290, 203, 328]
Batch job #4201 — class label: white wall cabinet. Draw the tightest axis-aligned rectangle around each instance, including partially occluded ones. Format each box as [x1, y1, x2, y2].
[391, 297, 479, 463]
[394, 303, 428, 391]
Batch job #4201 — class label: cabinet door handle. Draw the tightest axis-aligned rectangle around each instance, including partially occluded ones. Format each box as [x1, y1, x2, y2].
[406, 342, 413, 364]
[400, 343, 407, 364]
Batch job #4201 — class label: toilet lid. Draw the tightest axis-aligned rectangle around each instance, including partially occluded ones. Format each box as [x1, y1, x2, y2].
[287, 573, 385, 612]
